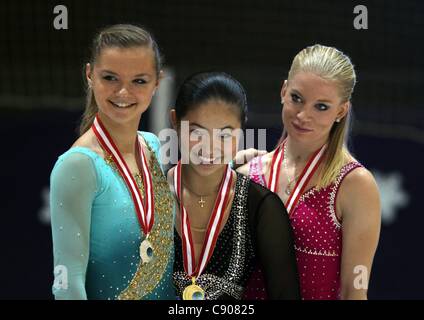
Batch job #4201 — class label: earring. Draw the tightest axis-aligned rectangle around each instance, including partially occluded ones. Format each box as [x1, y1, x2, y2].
[335, 118, 341, 123]
[281, 99, 285, 104]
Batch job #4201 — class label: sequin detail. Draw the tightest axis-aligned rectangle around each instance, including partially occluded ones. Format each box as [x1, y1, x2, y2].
[249, 156, 266, 186]
[103, 142, 174, 300]
[173, 174, 255, 300]
[291, 161, 363, 300]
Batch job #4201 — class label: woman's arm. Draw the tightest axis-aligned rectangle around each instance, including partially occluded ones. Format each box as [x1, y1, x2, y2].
[338, 168, 381, 300]
[50, 152, 96, 299]
[253, 192, 301, 299]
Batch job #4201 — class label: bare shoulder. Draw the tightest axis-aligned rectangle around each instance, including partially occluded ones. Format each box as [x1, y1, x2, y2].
[341, 166, 378, 193]
[338, 166, 381, 220]
[261, 150, 274, 168]
[71, 129, 104, 158]
[337, 152, 376, 192]
[258, 150, 273, 177]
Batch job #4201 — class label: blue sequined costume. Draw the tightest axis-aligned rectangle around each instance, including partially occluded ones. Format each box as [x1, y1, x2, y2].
[50, 132, 176, 300]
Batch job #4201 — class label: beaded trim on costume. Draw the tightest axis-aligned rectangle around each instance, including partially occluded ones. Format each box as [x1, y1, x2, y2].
[249, 156, 266, 187]
[293, 162, 362, 230]
[294, 245, 338, 257]
[328, 162, 362, 229]
[103, 139, 174, 300]
[173, 174, 250, 300]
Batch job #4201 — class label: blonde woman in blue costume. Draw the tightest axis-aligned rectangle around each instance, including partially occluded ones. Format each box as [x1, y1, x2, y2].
[50, 24, 175, 299]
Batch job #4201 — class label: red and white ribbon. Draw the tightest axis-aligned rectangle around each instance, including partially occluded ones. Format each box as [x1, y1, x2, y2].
[92, 115, 154, 235]
[174, 161, 233, 277]
[268, 139, 326, 215]
[268, 144, 284, 193]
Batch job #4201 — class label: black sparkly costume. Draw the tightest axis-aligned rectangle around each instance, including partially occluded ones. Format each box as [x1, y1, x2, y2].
[173, 173, 300, 300]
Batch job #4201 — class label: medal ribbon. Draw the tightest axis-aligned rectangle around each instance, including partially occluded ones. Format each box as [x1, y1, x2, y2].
[268, 139, 326, 215]
[92, 115, 154, 235]
[174, 161, 233, 278]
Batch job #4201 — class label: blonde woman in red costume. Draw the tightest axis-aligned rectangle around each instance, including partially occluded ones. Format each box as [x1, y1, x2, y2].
[238, 44, 381, 300]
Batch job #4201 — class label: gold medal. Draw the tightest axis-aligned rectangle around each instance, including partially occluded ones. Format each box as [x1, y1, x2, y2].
[183, 277, 205, 300]
[174, 162, 233, 300]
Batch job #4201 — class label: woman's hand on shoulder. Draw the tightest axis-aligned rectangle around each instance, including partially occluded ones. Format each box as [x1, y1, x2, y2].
[233, 148, 267, 172]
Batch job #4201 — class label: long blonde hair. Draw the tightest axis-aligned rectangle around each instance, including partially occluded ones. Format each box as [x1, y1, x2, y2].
[79, 24, 162, 135]
[284, 44, 357, 189]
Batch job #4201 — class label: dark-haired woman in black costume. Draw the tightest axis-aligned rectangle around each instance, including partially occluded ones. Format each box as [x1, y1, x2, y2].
[167, 72, 300, 300]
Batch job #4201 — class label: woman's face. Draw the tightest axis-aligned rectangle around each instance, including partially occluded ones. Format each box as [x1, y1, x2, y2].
[174, 100, 242, 177]
[86, 46, 159, 125]
[281, 71, 348, 146]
